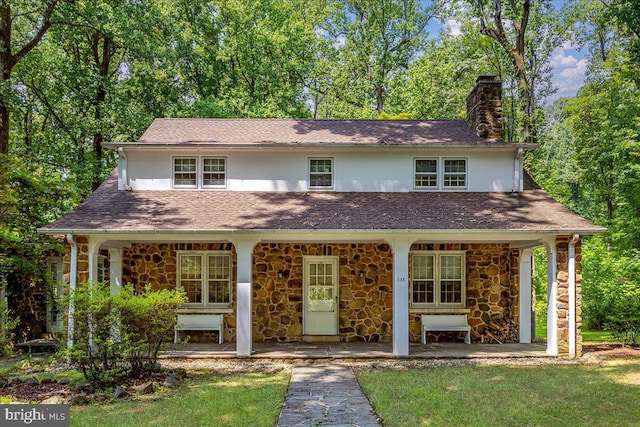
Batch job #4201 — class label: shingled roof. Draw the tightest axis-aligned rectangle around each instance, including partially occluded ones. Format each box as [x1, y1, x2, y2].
[40, 170, 604, 234]
[102, 118, 537, 148]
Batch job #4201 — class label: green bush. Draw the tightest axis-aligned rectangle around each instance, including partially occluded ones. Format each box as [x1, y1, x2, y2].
[59, 282, 185, 386]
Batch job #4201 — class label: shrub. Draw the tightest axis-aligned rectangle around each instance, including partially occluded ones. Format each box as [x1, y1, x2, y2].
[60, 282, 185, 386]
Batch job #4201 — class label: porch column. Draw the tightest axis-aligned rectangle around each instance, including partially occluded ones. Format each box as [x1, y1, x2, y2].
[391, 239, 411, 356]
[568, 235, 579, 357]
[545, 239, 558, 356]
[66, 235, 78, 348]
[87, 238, 102, 284]
[235, 238, 256, 357]
[108, 248, 123, 295]
[518, 248, 533, 344]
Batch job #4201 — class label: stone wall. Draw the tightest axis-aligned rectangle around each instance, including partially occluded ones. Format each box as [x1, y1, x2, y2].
[252, 243, 394, 342]
[466, 75, 503, 139]
[122, 242, 237, 342]
[408, 243, 519, 343]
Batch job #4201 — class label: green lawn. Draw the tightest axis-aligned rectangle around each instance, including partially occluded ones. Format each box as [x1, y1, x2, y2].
[70, 371, 290, 427]
[535, 324, 618, 345]
[358, 362, 640, 427]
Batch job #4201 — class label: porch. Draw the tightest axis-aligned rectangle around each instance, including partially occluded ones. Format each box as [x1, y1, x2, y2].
[160, 341, 548, 360]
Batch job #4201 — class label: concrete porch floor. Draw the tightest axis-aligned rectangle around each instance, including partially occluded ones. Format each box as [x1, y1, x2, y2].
[160, 341, 549, 360]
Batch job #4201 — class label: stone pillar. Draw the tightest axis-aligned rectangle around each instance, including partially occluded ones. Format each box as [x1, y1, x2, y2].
[545, 239, 558, 356]
[519, 248, 533, 344]
[235, 238, 256, 357]
[568, 235, 580, 357]
[66, 235, 78, 348]
[466, 75, 503, 139]
[391, 239, 411, 356]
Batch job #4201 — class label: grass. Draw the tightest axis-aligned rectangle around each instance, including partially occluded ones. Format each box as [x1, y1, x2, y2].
[535, 323, 619, 345]
[70, 370, 290, 427]
[358, 361, 640, 427]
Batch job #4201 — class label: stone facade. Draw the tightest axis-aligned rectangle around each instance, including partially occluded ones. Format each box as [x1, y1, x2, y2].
[56, 237, 583, 353]
[466, 75, 503, 139]
[252, 243, 394, 342]
[408, 243, 519, 343]
[122, 242, 237, 343]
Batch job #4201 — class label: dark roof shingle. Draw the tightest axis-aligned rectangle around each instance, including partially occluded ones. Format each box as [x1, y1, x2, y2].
[40, 170, 604, 234]
[107, 118, 530, 147]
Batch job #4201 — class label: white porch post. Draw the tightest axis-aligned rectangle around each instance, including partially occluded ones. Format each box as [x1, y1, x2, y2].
[108, 248, 123, 341]
[568, 234, 580, 357]
[545, 239, 558, 356]
[108, 248, 123, 295]
[519, 248, 533, 344]
[391, 239, 411, 356]
[235, 238, 256, 357]
[66, 235, 78, 348]
[87, 238, 101, 284]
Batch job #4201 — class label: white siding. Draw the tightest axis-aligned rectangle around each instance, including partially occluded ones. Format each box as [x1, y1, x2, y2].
[121, 148, 518, 193]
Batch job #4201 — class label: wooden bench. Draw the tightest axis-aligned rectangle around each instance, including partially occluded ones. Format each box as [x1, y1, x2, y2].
[175, 314, 224, 344]
[421, 314, 471, 345]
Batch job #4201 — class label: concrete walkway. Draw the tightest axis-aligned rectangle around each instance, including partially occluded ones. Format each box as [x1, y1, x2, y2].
[277, 363, 381, 427]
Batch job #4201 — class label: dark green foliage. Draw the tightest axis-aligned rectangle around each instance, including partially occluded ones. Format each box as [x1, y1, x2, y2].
[60, 283, 186, 386]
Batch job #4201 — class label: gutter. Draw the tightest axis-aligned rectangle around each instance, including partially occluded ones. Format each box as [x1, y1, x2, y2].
[66, 234, 77, 348]
[39, 227, 607, 236]
[103, 142, 540, 150]
[118, 148, 132, 191]
[513, 147, 523, 192]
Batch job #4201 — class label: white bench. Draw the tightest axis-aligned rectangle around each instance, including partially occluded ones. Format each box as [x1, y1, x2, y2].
[421, 314, 471, 345]
[175, 314, 224, 344]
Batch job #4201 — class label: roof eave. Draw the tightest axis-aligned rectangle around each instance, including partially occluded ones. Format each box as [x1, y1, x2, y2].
[102, 142, 539, 150]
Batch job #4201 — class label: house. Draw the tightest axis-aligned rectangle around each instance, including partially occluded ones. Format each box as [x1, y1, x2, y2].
[39, 76, 604, 357]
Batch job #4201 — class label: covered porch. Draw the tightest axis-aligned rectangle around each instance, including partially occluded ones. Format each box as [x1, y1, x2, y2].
[160, 341, 549, 360]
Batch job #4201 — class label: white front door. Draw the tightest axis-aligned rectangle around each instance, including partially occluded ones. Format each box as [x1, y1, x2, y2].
[303, 257, 338, 335]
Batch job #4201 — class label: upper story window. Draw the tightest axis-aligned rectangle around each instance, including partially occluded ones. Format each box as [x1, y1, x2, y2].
[178, 251, 232, 307]
[173, 158, 197, 188]
[411, 252, 466, 308]
[443, 158, 467, 189]
[414, 157, 467, 190]
[309, 158, 333, 189]
[173, 157, 227, 189]
[415, 158, 438, 189]
[203, 158, 226, 188]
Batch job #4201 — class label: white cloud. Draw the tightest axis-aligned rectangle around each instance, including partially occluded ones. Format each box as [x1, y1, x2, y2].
[548, 45, 588, 102]
[445, 19, 462, 36]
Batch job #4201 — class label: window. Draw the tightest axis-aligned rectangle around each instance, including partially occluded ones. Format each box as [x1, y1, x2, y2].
[178, 252, 232, 306]
[173, 158, 197, 188]
[203, 158, 226, 188]
[411, 252, 465, 307]
[309, 158, 333, 189]
[415, 159, 438, 189]
[443, 159, 467, 189]
[97, 255, 109, 283]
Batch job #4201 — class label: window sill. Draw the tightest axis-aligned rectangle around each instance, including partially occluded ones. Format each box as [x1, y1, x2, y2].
[410, 308, 470, 314]
[178, 307, 234, 314]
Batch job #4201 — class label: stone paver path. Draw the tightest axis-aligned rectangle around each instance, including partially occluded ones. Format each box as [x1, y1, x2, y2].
[277, 363, 381, 427]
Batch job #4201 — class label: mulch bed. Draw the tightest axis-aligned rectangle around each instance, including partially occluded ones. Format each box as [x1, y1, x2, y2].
[0, 381, 69, 403]
[583, 343, 640, 359]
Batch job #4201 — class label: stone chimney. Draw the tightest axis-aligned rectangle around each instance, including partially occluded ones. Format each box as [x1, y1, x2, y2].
[466, 75, 503, 139]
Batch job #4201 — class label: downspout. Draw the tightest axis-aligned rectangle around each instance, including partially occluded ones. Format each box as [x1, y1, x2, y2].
[118, 147, 133, 191]
[66, 234, 77, 348]
[569, 234, 580, 357]
[513, 148, 523, 192]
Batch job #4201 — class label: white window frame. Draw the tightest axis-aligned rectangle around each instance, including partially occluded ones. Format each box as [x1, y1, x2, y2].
[202, 157, 227, 189]
[308, 157, 334, 190]
[411, 251, 466, 308]
[177, 251, 233, 308]
[413, 157, 469, 190]
[46, 257, 64, 333]
[97, 254, 109, 283]
[443, 158, 467, 190]
[172, 157, 198, 189]
[414, 158, 439, 189]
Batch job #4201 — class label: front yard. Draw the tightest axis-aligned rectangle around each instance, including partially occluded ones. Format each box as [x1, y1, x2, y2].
[357, 356, 640, 426]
